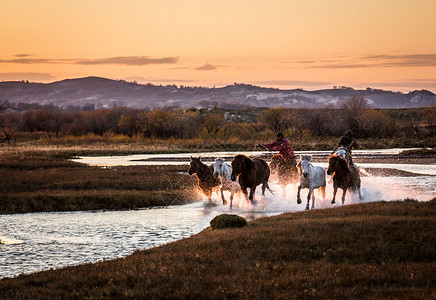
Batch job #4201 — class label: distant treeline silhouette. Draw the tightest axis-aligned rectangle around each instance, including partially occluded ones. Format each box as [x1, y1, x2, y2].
[0, 97, 435, 143]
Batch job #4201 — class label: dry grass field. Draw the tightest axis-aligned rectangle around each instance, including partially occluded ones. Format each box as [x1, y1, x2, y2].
[0, 200, 434, 299]
[0, 148, 198, 214]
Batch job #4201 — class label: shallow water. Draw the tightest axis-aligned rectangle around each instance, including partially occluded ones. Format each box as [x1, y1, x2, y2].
[1, 149, 435, 279]
[71, 149, 436, 175]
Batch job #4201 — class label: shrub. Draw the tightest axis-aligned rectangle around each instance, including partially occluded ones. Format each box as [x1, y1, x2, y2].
[210, 214, 247, 230]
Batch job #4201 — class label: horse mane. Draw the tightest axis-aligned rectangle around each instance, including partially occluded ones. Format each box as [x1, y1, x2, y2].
[191, 157, 214, 176]
[215, 157, 224, 163]
[301, 155, 312, 161]
[243, 155, 254, 171]
[328, 153, 342, 161]
[328, 153, 349, 171]
[235, 154, 254, 172]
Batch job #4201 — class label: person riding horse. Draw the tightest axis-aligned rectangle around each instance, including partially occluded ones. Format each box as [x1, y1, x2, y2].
[332, 129, 358, 165]
[257, 131, 297, 172]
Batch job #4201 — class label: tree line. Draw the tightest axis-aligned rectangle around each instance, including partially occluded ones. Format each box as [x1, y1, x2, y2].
[0, 97, 435, 144]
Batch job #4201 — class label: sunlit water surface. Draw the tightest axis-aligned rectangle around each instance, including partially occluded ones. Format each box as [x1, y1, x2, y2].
[1, 149, 435, 279]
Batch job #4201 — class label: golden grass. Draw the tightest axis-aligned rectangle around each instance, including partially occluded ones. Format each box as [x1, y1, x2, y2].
[0, 150, 197, 214]
[0, 200, 434, 299]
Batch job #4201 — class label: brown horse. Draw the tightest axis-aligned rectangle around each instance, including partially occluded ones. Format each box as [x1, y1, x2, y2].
[188, 157, 221, 202]
[230, 154, 272, 203]
[327, 152, 362, 205]
[269, 154, 299, 194]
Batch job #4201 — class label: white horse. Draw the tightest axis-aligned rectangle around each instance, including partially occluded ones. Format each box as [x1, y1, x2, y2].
[213, 158, 240, 208]
[296, 155, 326, 210]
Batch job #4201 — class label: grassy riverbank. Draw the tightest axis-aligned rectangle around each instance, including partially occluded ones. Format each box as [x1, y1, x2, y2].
[1, 142, 435, 214]
[0, 150, 198, 214]
[0, 200, 435, 299]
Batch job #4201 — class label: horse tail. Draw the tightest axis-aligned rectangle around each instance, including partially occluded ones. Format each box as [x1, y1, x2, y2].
[266, 183, 275, 195]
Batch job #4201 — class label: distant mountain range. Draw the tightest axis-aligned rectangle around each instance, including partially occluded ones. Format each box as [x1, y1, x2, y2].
[1, 76, 435, 109]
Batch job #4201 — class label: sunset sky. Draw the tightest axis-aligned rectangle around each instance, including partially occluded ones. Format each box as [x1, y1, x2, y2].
[1, 0, 436, 92]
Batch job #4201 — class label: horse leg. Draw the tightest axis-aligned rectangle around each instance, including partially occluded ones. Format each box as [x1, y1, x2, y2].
[311, 189, 316, 209]
[249, 187, 256, 203]
[341, 188, 347, 204]
[220, 187, 227, 205]
[331, 186, 337, 204]
[241, 187, 249, 202]
[297, 185, 302, 204]
[205, 188, 213, 203]
[229, 190, 234, 209]
[357, 188, 363, 201]
[321, 185, 326, 201]
[306, 187, 313, 210]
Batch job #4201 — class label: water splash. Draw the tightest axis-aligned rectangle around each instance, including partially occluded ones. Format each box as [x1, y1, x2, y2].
[200, 171, 435, 215]
[1, 163, 434, 279]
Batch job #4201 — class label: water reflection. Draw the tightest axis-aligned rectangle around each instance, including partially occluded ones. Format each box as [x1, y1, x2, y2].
[1, 149, 434, 279]
[71, 149, 428, 167]
[0, 203, 283, 279]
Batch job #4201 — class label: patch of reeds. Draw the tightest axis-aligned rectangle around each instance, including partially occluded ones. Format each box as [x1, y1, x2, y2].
[400, 147, 436, 156]
[0, 151, 197, 214]
[4, 135, 435, 155]
[0, 200, 434, 298]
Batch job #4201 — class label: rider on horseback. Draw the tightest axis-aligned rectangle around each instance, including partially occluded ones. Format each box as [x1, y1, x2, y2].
[257, 131, 296, 167]
[332, 129, 358, 165]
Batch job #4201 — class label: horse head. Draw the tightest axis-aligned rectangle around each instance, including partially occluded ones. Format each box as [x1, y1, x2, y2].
[231, 155, 253, 181]
[213, 158, 224, 178]
[188, 156, 202, 175]
[336, 147, 348, 160]
[327, 154, 348, 175]
[299, 155, 312, 178]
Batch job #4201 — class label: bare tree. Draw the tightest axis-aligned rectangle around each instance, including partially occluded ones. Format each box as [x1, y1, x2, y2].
[259, 108, 292, 133]
[0, 100, 12, 143]
[342, 96, 371, 135]
[423, 104, 436, 136]
[0, 100, 10, 113]
[405, 110, 424, 140]
[0, 113, 20, 145]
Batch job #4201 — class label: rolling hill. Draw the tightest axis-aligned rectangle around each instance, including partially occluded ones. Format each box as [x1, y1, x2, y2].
[1, 76, 435, 109]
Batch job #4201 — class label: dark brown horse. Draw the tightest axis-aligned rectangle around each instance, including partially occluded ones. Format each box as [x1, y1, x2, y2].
[188, 156, 220, 202]
[269, 154, 299, 194]
[230, 154, 271, 203]
[327, 152, 362, 204]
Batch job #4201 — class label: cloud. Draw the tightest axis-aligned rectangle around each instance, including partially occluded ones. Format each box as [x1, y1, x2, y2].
[0, 58, 55, 64]
[14, 54, 33, 58]
[360, 79, 436, 90]
[195, 63, 219, 71]
[0, 72, 56, 81]
[360, 54, 436, 67]
[0, 55, 179, 66]
[74, 56, 179, 66]
[295, 53, 436, 69]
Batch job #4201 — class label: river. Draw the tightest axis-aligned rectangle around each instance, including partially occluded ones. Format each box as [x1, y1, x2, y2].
[1, 149, 434, 279]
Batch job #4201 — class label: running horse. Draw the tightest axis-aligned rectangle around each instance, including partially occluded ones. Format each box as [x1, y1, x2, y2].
[213, 158, 240, 208]
[327, 147, 362, 204]
[188, 156, 220, 203]
[296, 155, 326, 210]
[230, 154, 272, 203]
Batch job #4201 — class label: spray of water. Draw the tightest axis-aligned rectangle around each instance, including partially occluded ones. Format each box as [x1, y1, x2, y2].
[197, 168, 435, 217]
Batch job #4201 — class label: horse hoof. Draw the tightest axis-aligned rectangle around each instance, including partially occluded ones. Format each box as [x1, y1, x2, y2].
[297, 198, 302, 204]
[305, 207, 309, 210]
[331, 200, 335, 204]
[223, 200, 228, 205]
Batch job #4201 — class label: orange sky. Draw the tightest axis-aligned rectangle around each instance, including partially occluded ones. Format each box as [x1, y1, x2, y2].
[1, 0, 436, 92]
